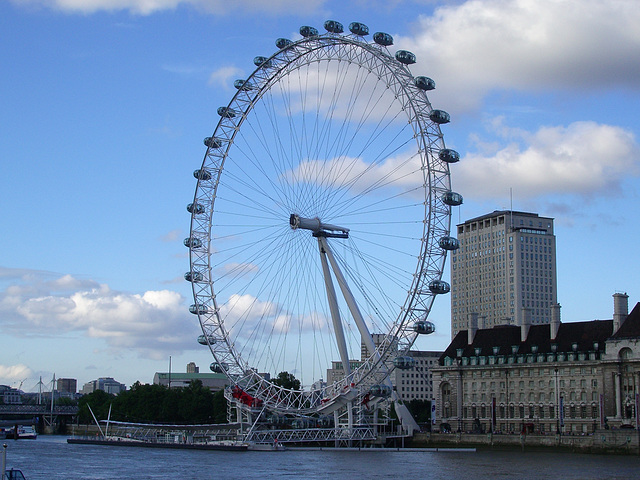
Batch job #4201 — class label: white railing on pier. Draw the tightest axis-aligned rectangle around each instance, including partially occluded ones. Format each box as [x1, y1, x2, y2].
[245, 427, 376, 444]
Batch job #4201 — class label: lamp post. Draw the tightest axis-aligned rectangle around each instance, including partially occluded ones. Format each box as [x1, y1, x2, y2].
[505, 369, 510, 433]
[555, 367, 560, 435]
[2, 443, 7, 480]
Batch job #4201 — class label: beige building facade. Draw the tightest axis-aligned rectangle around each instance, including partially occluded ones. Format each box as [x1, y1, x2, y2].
[433, 294, 640, 434]
[451, 210, 557, 339]
[394, 351, 441, 402]
[326, 336, 442, 403]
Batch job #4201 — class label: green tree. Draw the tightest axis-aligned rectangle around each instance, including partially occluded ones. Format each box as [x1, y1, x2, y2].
[177, 380, 216, 423]
[113, 382, 168, 422]
[406, 399, 432, 424]
[78, 389, 116, 424]
[272, 371, 301, 390]
[78, 381, 229, 425]
[211, 389, 227, 424]
[55, 396, 77, 406]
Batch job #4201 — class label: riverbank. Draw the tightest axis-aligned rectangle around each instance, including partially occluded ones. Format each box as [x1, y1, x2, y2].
[65, 424, 640, 454]
[407, 430, 640, 455]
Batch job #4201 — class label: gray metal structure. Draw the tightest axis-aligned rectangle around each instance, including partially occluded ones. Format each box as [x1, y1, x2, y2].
[186, 20, 460, 442]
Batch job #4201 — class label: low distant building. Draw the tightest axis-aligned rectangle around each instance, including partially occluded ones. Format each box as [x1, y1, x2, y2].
[0, 385, 22, 404]
[153, 372, 229, 391]
[80, 377, 126, 395]
[394, 351, 442, 402]
[326, 335, 442, 403]
[325, 360, 364, 386]
[307, 378, 327, 406]
[153, 362, 229, 391]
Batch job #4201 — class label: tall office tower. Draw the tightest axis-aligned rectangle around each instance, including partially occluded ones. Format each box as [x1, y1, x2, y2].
[450, 210, 557, 338]
[186, 362, 200, 373]
[56, 378, 77, 394]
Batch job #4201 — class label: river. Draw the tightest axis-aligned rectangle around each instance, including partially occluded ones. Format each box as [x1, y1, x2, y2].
[3, 436, 639, 479]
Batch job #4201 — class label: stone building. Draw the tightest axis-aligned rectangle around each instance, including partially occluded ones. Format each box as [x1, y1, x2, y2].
[432, 293, 640, 434]
[393, 350, 441, 402]
[326, 335, 442, 403]
[325, 359, 365, 386]
[80, 377, 126, 395]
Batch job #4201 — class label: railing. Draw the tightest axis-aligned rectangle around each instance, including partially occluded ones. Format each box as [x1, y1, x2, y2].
[245, 426, 376, 444]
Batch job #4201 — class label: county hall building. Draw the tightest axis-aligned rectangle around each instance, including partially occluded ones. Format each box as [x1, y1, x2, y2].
[431, 210, 640, 434]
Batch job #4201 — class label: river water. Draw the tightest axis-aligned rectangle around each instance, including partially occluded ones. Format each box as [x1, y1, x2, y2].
[3, 436, 639, 479]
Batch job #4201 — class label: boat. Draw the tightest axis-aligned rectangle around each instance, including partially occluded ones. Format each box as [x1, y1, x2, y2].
[4, 469, 27, 480]
[246, 442, 286, 451]
[66, 437, 248, 451]
[67, 416, 249, 451]
[2, 443, 28, 480]
[4, 426, 37, 440]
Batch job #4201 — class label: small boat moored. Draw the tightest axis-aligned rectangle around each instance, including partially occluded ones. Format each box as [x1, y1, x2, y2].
[2, 443, 28, 480]
[4, 425, 37, 440]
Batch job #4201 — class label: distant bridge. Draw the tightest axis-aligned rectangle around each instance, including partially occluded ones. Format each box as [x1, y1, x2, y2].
[0, 404, 78, 417]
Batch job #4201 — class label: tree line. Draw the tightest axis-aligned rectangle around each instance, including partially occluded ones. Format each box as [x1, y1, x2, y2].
[77, 373, 430, 427]
[78, 380, 227, 425]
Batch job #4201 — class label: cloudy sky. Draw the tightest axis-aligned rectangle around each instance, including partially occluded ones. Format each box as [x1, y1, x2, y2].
[1, 0, 639, 390]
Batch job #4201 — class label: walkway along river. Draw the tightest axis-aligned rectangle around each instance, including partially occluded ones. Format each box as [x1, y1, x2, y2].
[409, 430, 640, 454]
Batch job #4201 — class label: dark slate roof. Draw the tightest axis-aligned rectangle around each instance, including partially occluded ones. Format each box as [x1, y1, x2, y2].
[440, 302, 640, 364]
[440, 320, 613, 363]
[610, 302, 640, 339]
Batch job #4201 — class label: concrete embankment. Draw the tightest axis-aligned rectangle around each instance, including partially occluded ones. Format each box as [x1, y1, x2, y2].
[64, 425, 639, 454]
[408, 430, 640, 455]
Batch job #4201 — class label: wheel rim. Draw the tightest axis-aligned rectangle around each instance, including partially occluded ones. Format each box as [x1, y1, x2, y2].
[187, 26, 453, 414]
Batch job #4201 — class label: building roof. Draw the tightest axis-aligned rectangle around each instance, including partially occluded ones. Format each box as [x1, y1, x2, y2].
[154, 372, 227, 380]
[457, 210, 543, 226]
[440, 302, 640, 364]
[440, 321, 612, 363]
[610, 302, 640, 339]
[408, 350, 444, 357]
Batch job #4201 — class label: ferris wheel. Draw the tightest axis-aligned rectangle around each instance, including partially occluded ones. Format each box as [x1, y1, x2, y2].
[186, 21, 462, 428]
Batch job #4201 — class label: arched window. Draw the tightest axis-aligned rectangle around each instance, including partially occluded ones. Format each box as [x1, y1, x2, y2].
[619, 347, 633, 360]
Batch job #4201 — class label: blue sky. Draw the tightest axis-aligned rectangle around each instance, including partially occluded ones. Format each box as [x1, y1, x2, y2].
[1, 0, 639, 391]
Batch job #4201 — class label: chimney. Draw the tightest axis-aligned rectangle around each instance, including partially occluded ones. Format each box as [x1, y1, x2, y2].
[613, 292, 629, 333]
[468, 312, 479, 345]
[520, 307, 532, 342]
[550, 303, 561, 341]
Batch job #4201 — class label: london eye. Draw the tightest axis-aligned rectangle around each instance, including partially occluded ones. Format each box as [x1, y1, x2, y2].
[186, 20, 462, 441]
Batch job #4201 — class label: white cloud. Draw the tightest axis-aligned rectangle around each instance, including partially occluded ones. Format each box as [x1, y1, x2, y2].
[285, 150, 423, 197]
[455, 120, 640, 200]
[0, 364, 33, 386]
[219, 262, 260, 281]
[221, 293, 322, 338]
[208, 66, 245, 90]
[396, 0, 640, 113]
[0, 269, 200, 360]
[160, 229, 181, 242]
[10, 0, 326, 15]
[270, 63, 402, 122]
